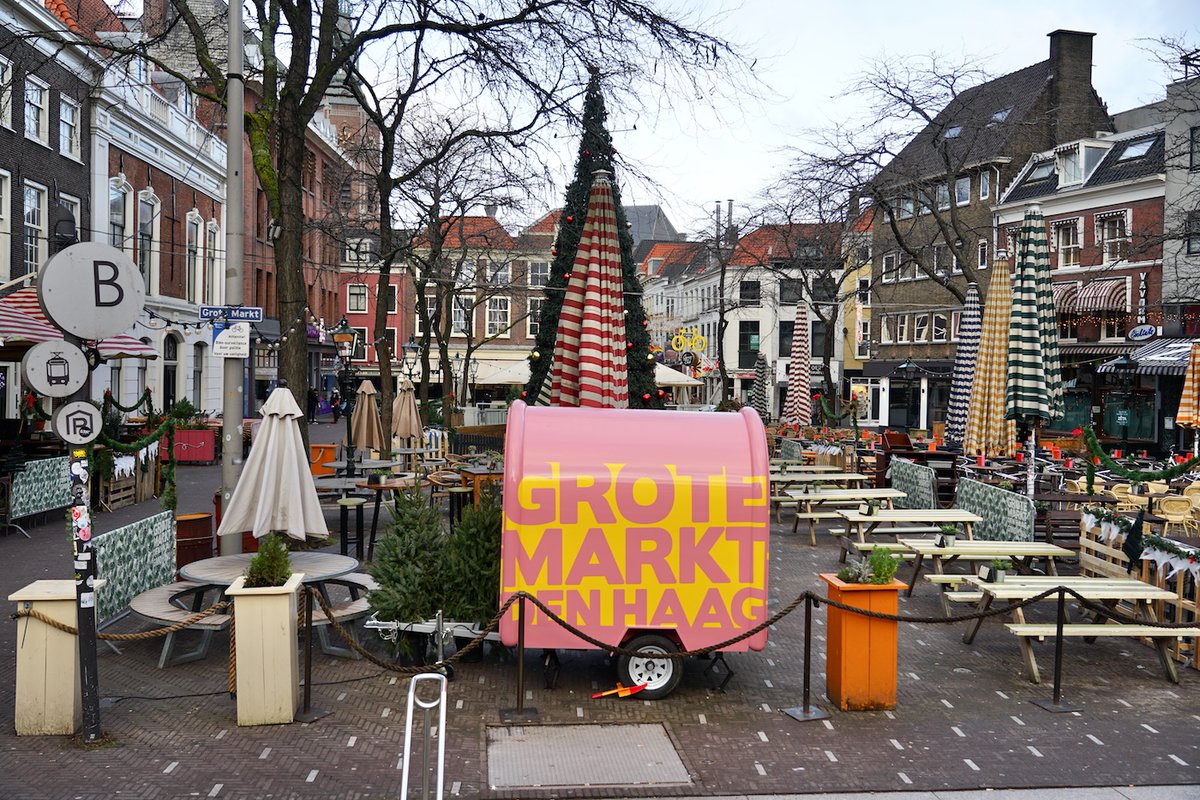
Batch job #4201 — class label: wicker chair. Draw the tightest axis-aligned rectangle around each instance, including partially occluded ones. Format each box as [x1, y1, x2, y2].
[427, 470, 463, 510]
[1157, 496, 1197, 537]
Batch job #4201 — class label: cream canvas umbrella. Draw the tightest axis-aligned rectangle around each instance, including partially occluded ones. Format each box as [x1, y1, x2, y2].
[963, 252, 1017, 458]
[1176, 342, 1200, 456]
[350, 379, 387, 457]
[391, 378, 423, 445]
[216, 386, 328, 541]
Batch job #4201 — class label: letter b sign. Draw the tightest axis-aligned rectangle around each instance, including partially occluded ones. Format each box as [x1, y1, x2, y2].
[39, 243, 146, 339]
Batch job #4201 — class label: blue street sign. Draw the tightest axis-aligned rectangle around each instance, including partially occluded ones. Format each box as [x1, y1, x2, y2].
[198, 305, 263, 322]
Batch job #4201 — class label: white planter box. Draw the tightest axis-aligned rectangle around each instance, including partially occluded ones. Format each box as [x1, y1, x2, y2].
[227, 573, 304, 726]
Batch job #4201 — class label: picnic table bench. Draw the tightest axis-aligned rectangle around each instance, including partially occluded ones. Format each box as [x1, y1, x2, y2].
[129, 581, 229, 668]
[788, 486, 904, 545]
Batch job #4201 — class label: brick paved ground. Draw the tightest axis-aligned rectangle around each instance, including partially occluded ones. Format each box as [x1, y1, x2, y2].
[1, 419, 1198, 799]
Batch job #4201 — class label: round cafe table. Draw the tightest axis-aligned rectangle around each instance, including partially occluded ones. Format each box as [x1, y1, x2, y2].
[178, 552, 359, 587]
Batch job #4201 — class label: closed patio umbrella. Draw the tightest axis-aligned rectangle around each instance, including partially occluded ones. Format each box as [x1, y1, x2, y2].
[751, 352, 770, 422]
[0, 287, 158, 360]
[545, 170, 629, 408]
[943, 283, 982, 447]
[1006, 204, 1064, 495]
[390, 378, 423, 443]
[349, 379, 387, 458]
[1175, 342, 1200, 456]
[216, 386, 328, 541]
[779, 302, 811, 427]
[963, 253, 1016, 458]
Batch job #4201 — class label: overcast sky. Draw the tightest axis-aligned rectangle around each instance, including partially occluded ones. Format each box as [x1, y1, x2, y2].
[602, 0, 1197, 238]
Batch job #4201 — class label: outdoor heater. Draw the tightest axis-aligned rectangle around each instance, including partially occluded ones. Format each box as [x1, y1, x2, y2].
[330, 317, 359, 479]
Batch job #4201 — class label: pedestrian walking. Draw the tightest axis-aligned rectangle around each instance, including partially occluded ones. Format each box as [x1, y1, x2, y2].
[307, 388, 318, 423]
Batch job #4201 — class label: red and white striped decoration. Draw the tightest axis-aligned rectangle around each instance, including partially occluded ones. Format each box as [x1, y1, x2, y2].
[0, 302, 59, 344]
[779, 302, 811, 426]
[548, 171, 628, 408]
[2, 287, 157, 359]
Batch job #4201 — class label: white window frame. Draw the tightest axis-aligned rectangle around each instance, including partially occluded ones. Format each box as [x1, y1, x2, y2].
[933, 243, 952, 276]
[137, 188, 160, 295]
[109, 175, 133, 253]
[913, 313, 929, 343]
[932, 312, 948, 342]
[1097, 212, 1129, 265]
[205, 220, 220, 304]
[347, 283, 368, 313]
[185, 211, 202, 303]
[977, 239, 989, 269]
[897, 197, 914, 219]
[23, 75, 48, 145]
[1055, 220, 1080, 269]
[855, 318, 870, 360]
[881, 253, 897, 284]
[452, 294, 470, 336]
[1100, 312, 1122, 340]
[979, 171, 990, 200]
[951, 310, 962, 341]
[528, 260, 550, 287]
[0, 58, 11, 129]
[488, 260, 511, 285]
[880, 315, 894, 344]
[58, 96, 80, 159]
[486, 296, 510, 337]
[936, 183, 950, 211]
[57, 192, 80, 248]
[415, 295, 437, 336]
[955, 176, 970, 206]
[896, 314, 909, 343]
[22, 180, 46, 274]
[192, 342, 205, 407]
[0, 170, 9, 281]
[527, 296, 544, 337]
[856, 277, 870, 307]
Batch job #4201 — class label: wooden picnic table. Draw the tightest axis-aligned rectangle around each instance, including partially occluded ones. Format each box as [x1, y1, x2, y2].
[772, 464, 842, 473]
[959, 574, 1189, 683]
[459, 464, 504, 504]
[899, 538, 1073, 613]
[836, 508, 982, 543]
[786, 487, 904, 546]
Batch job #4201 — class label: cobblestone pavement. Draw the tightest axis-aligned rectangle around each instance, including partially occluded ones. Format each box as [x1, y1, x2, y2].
[1, 423, 1198, 799]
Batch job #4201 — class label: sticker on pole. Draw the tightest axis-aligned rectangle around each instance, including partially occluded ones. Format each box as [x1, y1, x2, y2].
[22, 340, 89, 397]
[39, 243, 146, 339]
[213, 320, 251, 358]
[52, 401, 103, 445]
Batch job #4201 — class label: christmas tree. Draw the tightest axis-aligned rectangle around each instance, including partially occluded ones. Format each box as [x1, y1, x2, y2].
[524, 68, 660, 408]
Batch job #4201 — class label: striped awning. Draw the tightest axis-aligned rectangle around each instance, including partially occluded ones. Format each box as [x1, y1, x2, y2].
[0, 287, 158, 360]
[1098, 338, 1200, 375]
[1051, 282, 1078, 312]
[0, 303, 60, 345]
[1071, 278, 1128, 313]
[1059, 343, 1137, 356]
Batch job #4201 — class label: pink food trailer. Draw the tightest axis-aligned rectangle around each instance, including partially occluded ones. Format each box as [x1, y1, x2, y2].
[500, 401, 770, 698]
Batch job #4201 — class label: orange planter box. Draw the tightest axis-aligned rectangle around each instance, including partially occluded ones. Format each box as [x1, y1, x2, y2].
[820, 573, 906, 711]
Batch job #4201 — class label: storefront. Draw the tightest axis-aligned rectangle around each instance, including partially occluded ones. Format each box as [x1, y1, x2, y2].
[861, 359, 953, 435]
[1097, 338, 1200, 453]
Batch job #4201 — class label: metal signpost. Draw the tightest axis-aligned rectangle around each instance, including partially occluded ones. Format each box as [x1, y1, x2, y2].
[28, 242, 145, 742]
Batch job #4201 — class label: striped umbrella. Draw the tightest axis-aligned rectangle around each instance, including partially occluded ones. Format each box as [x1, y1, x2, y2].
[751, 351, 770, 422]
[942, 283, 982, 447]
[1, 287, 158, 359]
[545, 170, 628, 408]
[963, 253, 1016, 458]
[0, 303, 59, 345]
[779, 302, 811, 427]
[1176, 342, 1200, 455]
[1006, 204, 1064, 494]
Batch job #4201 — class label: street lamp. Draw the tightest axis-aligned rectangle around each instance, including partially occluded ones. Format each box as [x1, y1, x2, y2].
[895, 357, 920, 431]
[1109, 353, 1139, 456]
[468, 357, 479, 406]
[400, 337, 421, 381]
[330, 316, 359, 478]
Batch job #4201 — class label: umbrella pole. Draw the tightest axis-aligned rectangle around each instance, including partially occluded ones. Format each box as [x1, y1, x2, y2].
[296, 587, 330, 723]
[1027, 424, 1037, 497]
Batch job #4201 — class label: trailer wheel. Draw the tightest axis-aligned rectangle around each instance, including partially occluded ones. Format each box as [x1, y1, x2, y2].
[617, 634, 681, 699]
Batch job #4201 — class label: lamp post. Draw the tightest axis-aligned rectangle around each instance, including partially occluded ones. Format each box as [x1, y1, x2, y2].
[469, 357, 479, 406]
[331, 317, 359, 479]
[400, 337, 421, 382]
[1110, 354, 1139, 456]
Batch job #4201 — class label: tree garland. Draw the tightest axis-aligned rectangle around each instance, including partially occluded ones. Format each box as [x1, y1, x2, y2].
[1141, 533, 1199, 563]
[103, 388, 153, 415]
[817, 395, 861, 439]
[1082, 425, 1200, 486]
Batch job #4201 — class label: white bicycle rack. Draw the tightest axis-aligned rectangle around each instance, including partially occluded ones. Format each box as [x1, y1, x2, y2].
[400, 672, 447, 800]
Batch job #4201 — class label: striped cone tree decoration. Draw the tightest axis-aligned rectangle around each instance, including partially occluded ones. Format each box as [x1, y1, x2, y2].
[780, 302, 812, 426]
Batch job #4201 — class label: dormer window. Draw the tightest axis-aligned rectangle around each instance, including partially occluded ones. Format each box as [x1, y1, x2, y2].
[988, 107, 1012, 126]
[1027, 161, 1055, 181]
[944, 125, 962, 139]
[1118, 138, 1154, 161]
[1059, 148, 1082, 184]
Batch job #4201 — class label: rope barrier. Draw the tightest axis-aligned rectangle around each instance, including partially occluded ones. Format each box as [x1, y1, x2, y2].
[12, 602, 229, 640]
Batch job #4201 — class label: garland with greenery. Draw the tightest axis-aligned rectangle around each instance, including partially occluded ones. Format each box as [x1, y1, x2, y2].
[103, 388, 153, 414]
[817, 395, 861, 438]
[1141, 533, 1199, 563]
[1082, 425, 1200, 493]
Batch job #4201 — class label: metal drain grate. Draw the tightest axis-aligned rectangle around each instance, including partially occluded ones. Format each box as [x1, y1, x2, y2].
[487, 722, 692, 789]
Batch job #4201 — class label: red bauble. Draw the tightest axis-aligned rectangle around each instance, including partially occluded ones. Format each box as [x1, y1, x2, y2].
[642, 393, 650, 400]
[566, 215, 574, 222]
[520, 391, 527, 398]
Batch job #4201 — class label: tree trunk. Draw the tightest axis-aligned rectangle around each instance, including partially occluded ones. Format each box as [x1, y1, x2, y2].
[274, 112, 309, 427]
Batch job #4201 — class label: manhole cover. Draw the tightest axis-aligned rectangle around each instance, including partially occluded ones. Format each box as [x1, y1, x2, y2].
[487, 723, 691, 789]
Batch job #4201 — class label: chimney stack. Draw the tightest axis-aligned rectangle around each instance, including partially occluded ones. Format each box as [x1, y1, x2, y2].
[484, 203, 497, 217]
[1047, 30, 1102, 144]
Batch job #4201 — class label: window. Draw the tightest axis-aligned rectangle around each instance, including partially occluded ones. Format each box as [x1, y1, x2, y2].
[936, 183, 950, 211]
[900, 259, 917, 281]
[944, 125, 962, 139]
[487, 261, 511, 285]
[778, 320, 794, 358]
[384, 284, 397, 313]
[1027, 161, 1055, 182]
[0, 58, 10, 128]
[980, 171, 990, 200]
[416, 294, 437, 335]
[186, 214, 201, 302]
[343, 240, 368, 263]
[375, 329, 396, 362]
[137, 192, 157, 293]
[0, 171, 9, 280]
[1099, 215, 1128, 264]
[988, 107, 1012, 126]
[951, 310, 962, 340]
[527, 296, 544, 336]
[1059, 148, 1082, 184]
[109, 180, 130, 250]
[1118, 138, 1154, 161]
[1058, 314, 1078, 340]
[351, 327, 367, 361]
[955, 176, 970, 206]
[933, 244, 953, 276]
[857, 277, 870, 306]
[452, 296, 469, 334]
[1056, 222, 1080, 268]
[896, 314, 909, 342]
[22, 181, 45, 273]
[347, 284, 367, 313]
[739, 280, 760, 306]
[881, 253, 897, 283]
[897, 197, 914, 219]
[813, 276, 837, 304]
[855, 319, 870, 360]
[528, 261, 550, 286]
[977, 239, 989, 269]
[880, 315, 894, 344]
[779, 278, 803, 305]
[1191, 126, 1200, 171]
[163, 336, 179, 409]
[192, 343, 205, 407]
[1188, 211, 1200, 256]
[1100, 313, 1121, 340]
[109, 361, 122, 403]
[913, 313, 929, 343]
[932, 313, 948, 342]
[59, 97, 79, 158]
[737, 321, 760, 369]
[205, 222, 219, 303]
[24, 76, 48, 143]
[486, 297, 510, 336]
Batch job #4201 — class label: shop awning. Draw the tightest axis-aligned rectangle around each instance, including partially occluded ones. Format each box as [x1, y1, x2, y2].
[1071, 278, 1128, 313]
[1052, 282, 1078, 311]
[1059, 342, 1137, 356]
[474, 359, 530, 386]
[1097, 337, 1200, 375]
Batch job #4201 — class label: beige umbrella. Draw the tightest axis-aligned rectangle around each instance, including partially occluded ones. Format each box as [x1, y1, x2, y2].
[391, 378, 423, 442]
[1176, 342, 1200, 456]
[963, 251, 1017, 458]
[350, 379, 388, 457]
[215, 386, 328, 541]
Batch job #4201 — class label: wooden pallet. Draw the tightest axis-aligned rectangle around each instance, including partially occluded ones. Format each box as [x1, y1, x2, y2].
[100, 475, 137, 511]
